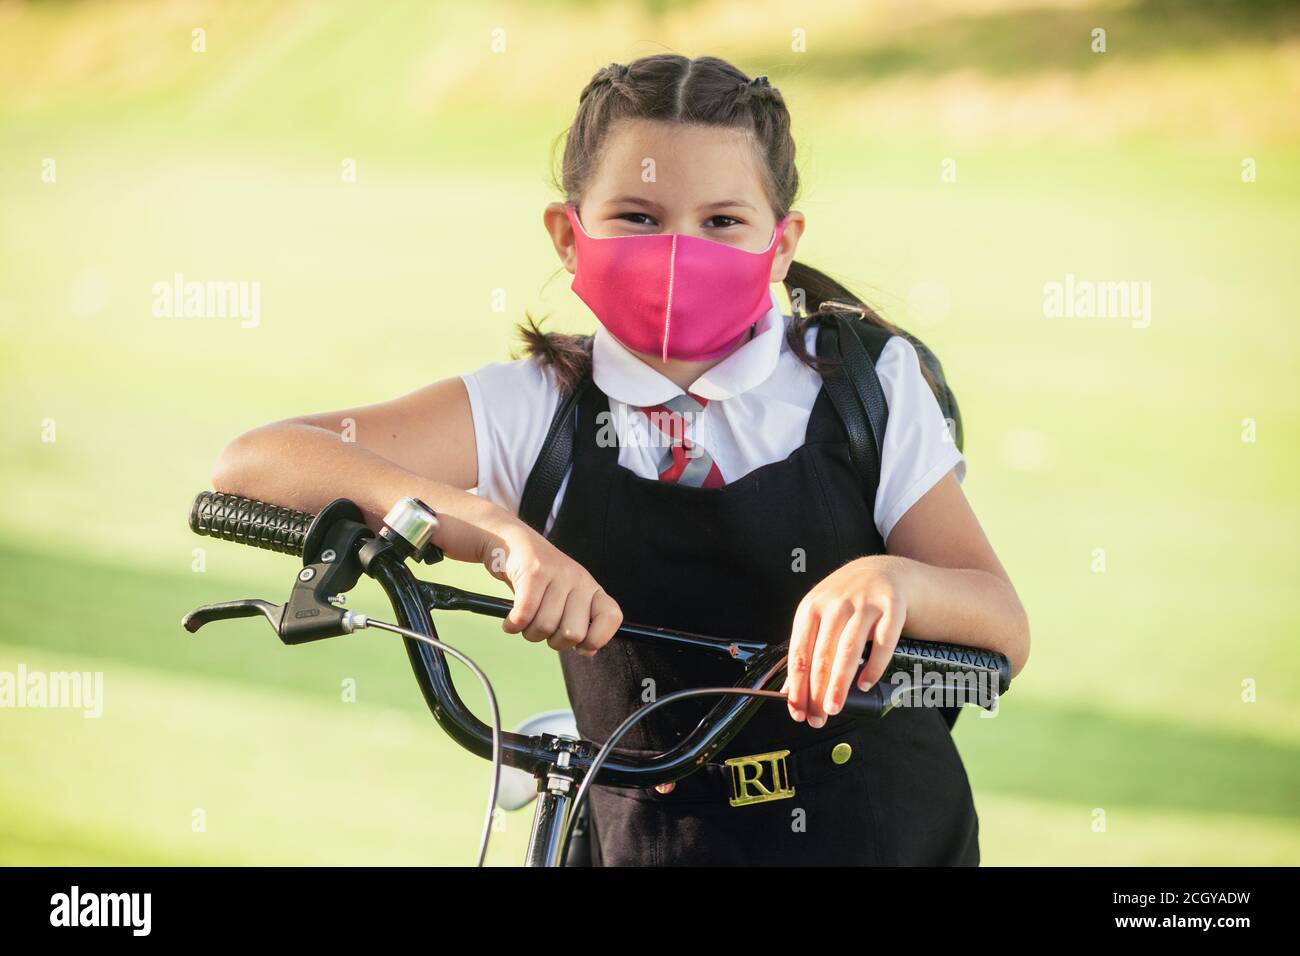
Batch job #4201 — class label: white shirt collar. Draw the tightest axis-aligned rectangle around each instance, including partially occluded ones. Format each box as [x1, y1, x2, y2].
[591, 289, 786, 406]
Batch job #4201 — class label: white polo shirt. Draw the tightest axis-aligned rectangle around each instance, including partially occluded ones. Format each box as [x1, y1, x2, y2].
[461, 290, 964, 544]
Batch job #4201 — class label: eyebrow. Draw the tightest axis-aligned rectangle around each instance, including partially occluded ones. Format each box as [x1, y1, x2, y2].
[605, 195, 758, 212]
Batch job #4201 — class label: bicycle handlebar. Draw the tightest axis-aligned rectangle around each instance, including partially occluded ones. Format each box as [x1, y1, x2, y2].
[186, 491, 1010, 787]
[418, 579, 1011, 692]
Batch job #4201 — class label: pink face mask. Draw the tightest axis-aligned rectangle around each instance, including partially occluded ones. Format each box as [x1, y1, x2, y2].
[565, 203, 790, 362]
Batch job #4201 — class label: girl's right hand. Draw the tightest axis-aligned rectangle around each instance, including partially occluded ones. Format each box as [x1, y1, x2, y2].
[479, 519, 623, 656]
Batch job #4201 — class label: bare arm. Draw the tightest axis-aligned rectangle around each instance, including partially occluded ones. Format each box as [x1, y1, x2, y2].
[880, 470, 1030, 677]
[786, 470, 1030, 726]
[210, 376, 624, 652]
[210, 377, 512, 564]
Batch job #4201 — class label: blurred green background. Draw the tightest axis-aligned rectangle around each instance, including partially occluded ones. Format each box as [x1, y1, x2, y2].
[1, 0, 1297, 865]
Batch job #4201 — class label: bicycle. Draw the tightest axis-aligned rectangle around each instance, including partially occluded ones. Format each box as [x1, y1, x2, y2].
[182, 491, 1012, 866]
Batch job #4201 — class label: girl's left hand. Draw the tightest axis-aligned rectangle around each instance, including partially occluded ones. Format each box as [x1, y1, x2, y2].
[783, 555, 909, 728]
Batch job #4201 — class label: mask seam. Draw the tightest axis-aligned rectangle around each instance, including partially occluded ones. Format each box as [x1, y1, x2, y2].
[662, 232, 677, 361]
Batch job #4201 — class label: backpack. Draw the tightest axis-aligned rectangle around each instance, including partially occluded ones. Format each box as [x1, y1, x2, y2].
[518, 311, 965, 729]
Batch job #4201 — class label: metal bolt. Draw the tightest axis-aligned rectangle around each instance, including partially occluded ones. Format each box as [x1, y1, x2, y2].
[321, 549, 337, 562]
[298, 568, 315, 582]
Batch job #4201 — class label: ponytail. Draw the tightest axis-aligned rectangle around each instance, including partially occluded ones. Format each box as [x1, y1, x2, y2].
[516, 311, 593, 394]
[782, 260, 939, 394]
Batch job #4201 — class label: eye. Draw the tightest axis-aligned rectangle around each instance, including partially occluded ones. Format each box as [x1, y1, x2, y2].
[618, 212, 657, 226]
[705, 215, 743, 229]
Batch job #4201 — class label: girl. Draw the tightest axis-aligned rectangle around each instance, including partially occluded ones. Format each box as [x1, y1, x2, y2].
[212, 55, 1029, 867]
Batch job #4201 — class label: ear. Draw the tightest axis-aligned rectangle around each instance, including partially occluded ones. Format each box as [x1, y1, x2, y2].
[544, 201, 578, 274]
[769, 210, 806, 284]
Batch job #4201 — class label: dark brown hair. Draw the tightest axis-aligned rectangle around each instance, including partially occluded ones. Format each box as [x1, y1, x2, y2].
[520, 54, 925, 393]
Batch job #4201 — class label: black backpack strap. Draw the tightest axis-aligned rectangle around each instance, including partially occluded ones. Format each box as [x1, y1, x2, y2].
[815, 314, 891, 490]
[518, 372, 593, 535]
[816, 322, 877, 490]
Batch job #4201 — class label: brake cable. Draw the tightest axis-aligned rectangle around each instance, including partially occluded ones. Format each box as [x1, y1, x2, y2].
[341, 613, 503, 868]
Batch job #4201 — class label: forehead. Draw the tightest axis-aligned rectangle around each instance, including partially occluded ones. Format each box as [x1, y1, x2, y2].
[587, 118, 768, 204]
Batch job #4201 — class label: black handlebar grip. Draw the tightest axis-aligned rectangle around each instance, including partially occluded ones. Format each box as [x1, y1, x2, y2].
[891, 637, 1011, 695]
[189, 491, 316, 557]
[840, 641, 1012, 718]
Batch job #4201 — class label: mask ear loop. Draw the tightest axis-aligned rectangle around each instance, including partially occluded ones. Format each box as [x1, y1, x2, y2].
[739, 215, 792, 355]
[766, 214, 792, 253]
[565, 201, 589, 239]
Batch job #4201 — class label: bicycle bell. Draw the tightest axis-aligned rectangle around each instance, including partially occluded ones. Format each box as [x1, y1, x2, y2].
[379, 496, 444, 564]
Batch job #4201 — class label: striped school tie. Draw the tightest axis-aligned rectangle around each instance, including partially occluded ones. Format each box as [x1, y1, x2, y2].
[640, 393, 726, 488]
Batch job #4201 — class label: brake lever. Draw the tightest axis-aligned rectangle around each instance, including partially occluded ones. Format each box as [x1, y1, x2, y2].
[181, 569, 354, 643]
[181, 557, 355, 645]
[182, 599, 285, 634]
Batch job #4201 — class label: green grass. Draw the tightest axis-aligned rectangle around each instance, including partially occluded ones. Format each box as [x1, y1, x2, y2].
[0, 641, 537, 866]
[1, 0, 1297, 865]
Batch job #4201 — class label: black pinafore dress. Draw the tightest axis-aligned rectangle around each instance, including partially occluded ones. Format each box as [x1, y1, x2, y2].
[543, 377, 980, 867]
